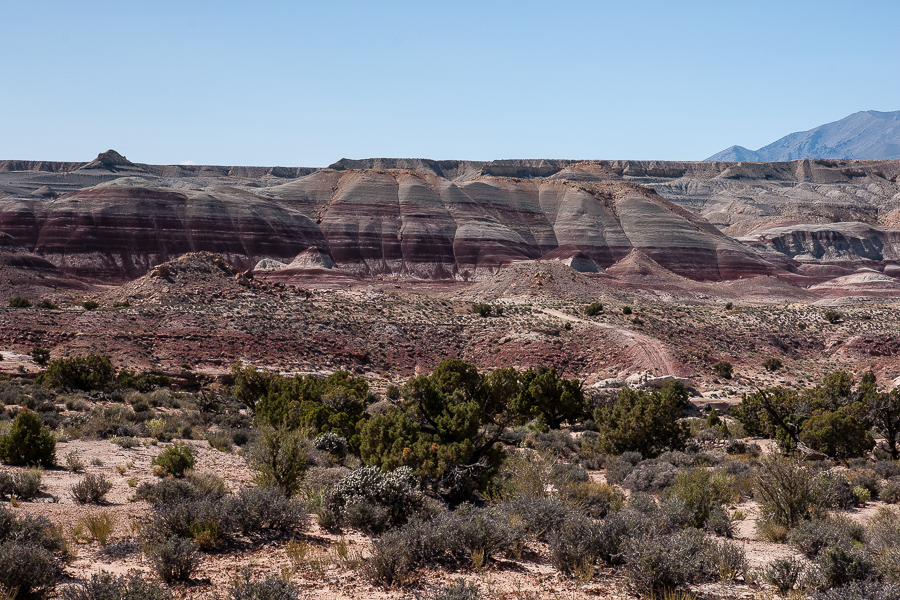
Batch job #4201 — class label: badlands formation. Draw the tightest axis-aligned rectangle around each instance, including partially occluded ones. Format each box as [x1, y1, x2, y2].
[3, 151, 900, 383]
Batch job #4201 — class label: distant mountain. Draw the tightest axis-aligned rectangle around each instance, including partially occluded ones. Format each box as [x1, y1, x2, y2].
[706, 110, 900, 162]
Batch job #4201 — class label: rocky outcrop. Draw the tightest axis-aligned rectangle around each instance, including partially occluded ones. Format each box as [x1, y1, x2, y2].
[740, 222, 900, 262]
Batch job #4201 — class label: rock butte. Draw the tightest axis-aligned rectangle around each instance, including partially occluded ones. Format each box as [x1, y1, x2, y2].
[2, 152, 900, 296]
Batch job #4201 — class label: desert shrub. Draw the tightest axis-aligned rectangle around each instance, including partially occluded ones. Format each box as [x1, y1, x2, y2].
[584, 302, 603, 316]
[666, 468, 736, 530]
[228, 487, 307, 535]
[365, 534, 414, 588]
[788, 517, 866, 558]
[471, 303, 492, 317]
[145, 536, 199, 583]
[434, 503, 524, 563]
[603, 452, 641, 484]
[327, 467, 426, 532]
[880, 478, 900, 503]
[115, 369, 170, 393]
[9, 297, 32, 308]
[72, 473, 113, 504]
[763, 357, 783, 372]
[867, 506, 900, 554]
[0, 503, 67, 595]
[714, 539, 747, 583]
[874, 461, 900, 480]
[497, 496, 575, 539]
[82, 512, 116, 546]
[152, 442, 195, 477]
[111, 436, 140, 449]
[809, 580, 900, 600]
[594, 383, 690, 458]
[547, 513, 602, 574]
[61, 571, 173, 600]
[36, 299, 58, 310]
[313, 432, 347, 457]
[622, 306, 632, 315]
[800, 412, 874, 458]
[228, 569, 301, 600]
[0, 410, 56, 467]
[246, 426, 307, 497]
[0, 541, 59, 596]
[762, 557, 807, 595]
[847, 469, 880, 499]
[623, 527, 715, 597]
[13, 467, 43, 500]
[815, 544, 875, 589]
[816, 470, 856, 509]
[712, 361, 733, 379]
[754, 456, 822, 529]
[623, 460, 680, 493]
[31, 347, 51, 367]
[561, 481, 625, 519]
[40, 354, 115, 392]
[419, 579, 480, 600]
[207, 430, 232, 452]
[824, 310, 843, 324]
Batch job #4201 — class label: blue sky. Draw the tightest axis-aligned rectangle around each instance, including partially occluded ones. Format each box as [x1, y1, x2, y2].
[3, 1, 898, 166]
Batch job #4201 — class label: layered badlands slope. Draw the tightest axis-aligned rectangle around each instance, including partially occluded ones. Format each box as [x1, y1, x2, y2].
[0, 159, 781, 282]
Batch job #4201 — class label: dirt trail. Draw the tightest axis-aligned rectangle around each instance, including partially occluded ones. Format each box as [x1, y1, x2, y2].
[542, 308, 681, 375]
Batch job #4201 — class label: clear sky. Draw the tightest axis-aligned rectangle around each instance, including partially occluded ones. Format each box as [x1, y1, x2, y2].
[3, 1, 899, 166]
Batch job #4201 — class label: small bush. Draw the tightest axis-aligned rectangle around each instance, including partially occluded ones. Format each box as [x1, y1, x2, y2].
[713, 361, 733, 379]
[584, 302, 604, 316]
[36, 299, 58, 310]
[762, 557, 807, 595]
[815, 544, 875, 589]
[31, 347, 51, 367]
[313, 432, 347, 457]
[421, 579, 481, 600]
[8, 297, 32, 308]
[13, 467, 43, 500]
[800, 412, 874, 458]
[41, 354, 115, 392]
[228, 569, 301, 600]
[327, 466, 424, 533]
[146, 536, 199, 583]
[666, 468, 736, 530]
[754, 456, 821, 528]
[246, 426, 307, 497]
[622, 306, 632, 315]
[0, 541, 59, 596]
[548, 513, 602, 574]
[0, 410, 56, 467]
[66, 450, 85, 472]
[152, 442, 195, 478]
[72, 473, 113, 504]
[82, 300, 99, 310]
[881, 478, 900, 503]
[472, 303, 492, 317]
[623, 528, 715, 597]
[82, 512, 116, 546]
[763, 357, 783, 372]
[111, 436, 140, 449]
[61, 571, 173, 600]
[809, 580, 900, 600]
[788, 516, 865, 558]
[824, 310, 843, 324]
[207, 430, 233, 452]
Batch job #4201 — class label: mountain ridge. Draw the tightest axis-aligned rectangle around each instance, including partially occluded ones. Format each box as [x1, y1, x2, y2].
[707, 110, 900, 162]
